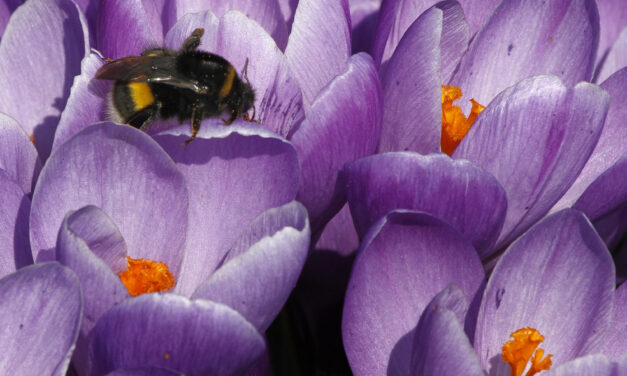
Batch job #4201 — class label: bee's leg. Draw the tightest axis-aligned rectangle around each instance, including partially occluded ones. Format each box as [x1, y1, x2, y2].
[184, 105, 202, 145]
[180, 28, 205, 53]
[222, 109, 238, 125]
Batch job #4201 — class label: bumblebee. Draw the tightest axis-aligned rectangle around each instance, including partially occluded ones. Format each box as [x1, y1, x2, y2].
[96, 28, 255, 144]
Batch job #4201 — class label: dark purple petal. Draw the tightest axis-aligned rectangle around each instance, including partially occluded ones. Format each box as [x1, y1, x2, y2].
[166, 11, 304, 137]
[596, 27, 627, 86]
[315, 204, 360, 256]
[277, 0, 298, 26]
[0, 263, 82, 375]
[285, 0, 351, 109]
[552, 67, 627, 213]
[0, 112, 41, 194]
[0, 170, 31, 278]
[30, 123, 188, 274]
[450, 0, 599, 108]
[0, 0, 21, 39]
[291, 53, 382, 231]
[410, 285, 484, 376]
[545, 354, 616, 376]
[573, 155, 627, 221]
[350, 0, 380, 54]
[105, 367, 183, 376]
[475, 210, 615, 372]
[154, 123, 299, 296]
[454, 76, 609, 248]
[88, 294, 265, 376]
[165, 0, 289, 50]
[342, 210, 484, 376]
[592, 202, 627, 250]
[345, 152, 507, 258]
[52, 52, 108, 153]
[56, 205, 129, 336]
[97, 0, 161, 59]
[192, 201, 310, 332]
[597, 0, 627, 63]
[0, 0, 88, 159]
[598, 282, 626, 361]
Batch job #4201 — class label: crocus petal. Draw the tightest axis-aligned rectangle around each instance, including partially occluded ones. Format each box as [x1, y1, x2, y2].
[475, 210, 615, 372]
[192, 201, 310, 332]
[551, 67, 627, 213]
[88, 294, 265, 376]
[457, 0, 501, 36]
[345, 152, 507, 258]
[350, 0, 380, 54]
[166, 10, 304, 137]
[592, 202, 627, 250]
[315, 204, 360, 256]
[573, 155, 627, 222]
[0, 112, 42, 194]
[378, 1, 469, 154]
[0, 170, 31, 277]
[410, 286, 485, 376]
[105, 367, 183, 376]
[52, 52, 108, 152]
[56, 205, 129, 337]
[597, 27, 627, 86]
[285, 0, 351, 109]
[0, 263, 82, 376]
[454, 76, 609, 248]
[342, 210, 485, 376]
[0, 0, 88, 159]
[154, 123, 299, 296]
[97, 0, 160, 59]
[30, 123, 188, 273]
[165, 0, 289, 50]
[0, 0, 20, 39]
[450, 0, 599, 107]
[545, 354, 617, 376]
[599, 281, 627, 361]
[291, 52, 382, 232]
[597, 0, 627, 63]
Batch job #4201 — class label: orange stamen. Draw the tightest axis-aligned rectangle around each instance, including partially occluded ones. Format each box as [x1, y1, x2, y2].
[119, 256, 175, 296]
[441, 85, 485, 155]
[502, 327, 553, 376]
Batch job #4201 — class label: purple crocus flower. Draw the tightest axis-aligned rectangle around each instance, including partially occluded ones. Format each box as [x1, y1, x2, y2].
[343, 208, 624, 375]
[0, 262, 83, 375]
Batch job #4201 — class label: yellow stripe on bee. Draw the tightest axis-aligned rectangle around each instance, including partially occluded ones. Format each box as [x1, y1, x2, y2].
[219, 65, 236, 99]
[128, 81, 155, 111]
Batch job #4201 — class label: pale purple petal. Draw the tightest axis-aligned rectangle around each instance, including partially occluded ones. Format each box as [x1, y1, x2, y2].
[0, 112, 41, 194]
[475, 210, 615, 372]
[573, 155, 627, 221]
[454, 76, 609, 247]
[345, 152, 507, 258]
[410, 286, 484, 376]
[0, 170, 31, 278]
[438, 1, 470, 83]
[166, 11, 304, 137]
[165, 0, 289, 50]
[56, 205, 129, 337]
[192, 201, 310, 332]
[285, 0, 351, 109]
[291, 53, 382, 231]
[551, 67, 627, 213]
[545, 354, 617, 376]
[315, 204, 360, 256]
[599, 283, 627, 361]
[597, 0, 627, 63]
[0, 0, 21, 39]
[342, 210, 484, 376]
[597, 27, 627, 84]
[450, 0, 599, 108]
[377, 4, 442, 154]
[277, 0, 298, 26]
[88, 294, 265, 376]
[457, 0, 501, 36]
[97, 0, 160, 59]
[0, 263, 82, 376]
[30, 123, 188, 274]
[154, 123, 299, 296]
[0, 0, 89, 159]
[52, 52, 108, 152]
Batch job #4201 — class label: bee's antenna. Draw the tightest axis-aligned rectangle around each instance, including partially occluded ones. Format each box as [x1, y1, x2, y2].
[242, 58, 250, 84]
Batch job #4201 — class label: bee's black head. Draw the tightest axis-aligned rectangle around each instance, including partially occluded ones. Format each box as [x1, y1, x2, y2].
[239, 81, 255, 113]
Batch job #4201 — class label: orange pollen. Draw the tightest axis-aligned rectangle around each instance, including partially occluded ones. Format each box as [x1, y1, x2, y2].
[502, 327, 553, 376]
[29, 134, 36, 144]
[118, 256, 175, 297]
[441, 85, 485, 155]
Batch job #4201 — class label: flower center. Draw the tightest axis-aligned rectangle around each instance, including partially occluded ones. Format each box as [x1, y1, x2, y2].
[118, 256, 175, 296]
[502, 327, 553, 376]
[441, 85, 484, 155]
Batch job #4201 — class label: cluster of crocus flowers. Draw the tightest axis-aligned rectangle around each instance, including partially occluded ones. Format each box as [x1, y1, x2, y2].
[0, 0, 625, 375]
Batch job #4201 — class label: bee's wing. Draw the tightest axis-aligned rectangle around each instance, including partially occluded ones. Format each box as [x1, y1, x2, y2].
[95, 56, 207, 94]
